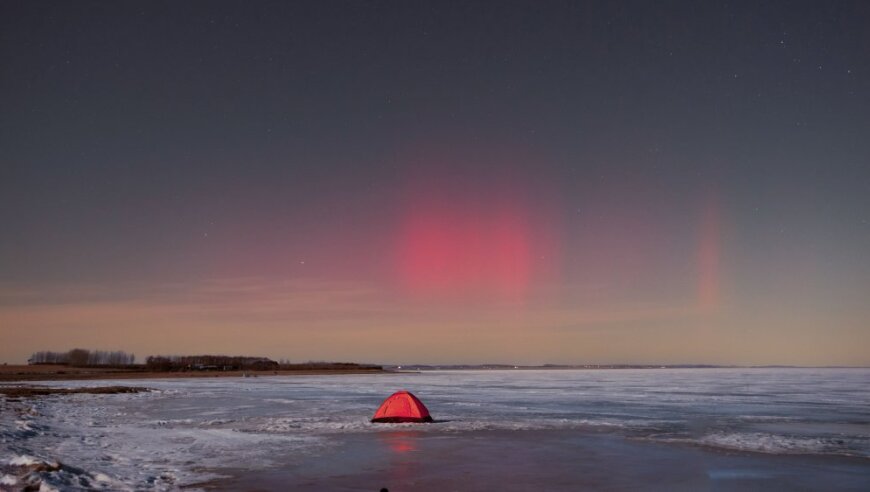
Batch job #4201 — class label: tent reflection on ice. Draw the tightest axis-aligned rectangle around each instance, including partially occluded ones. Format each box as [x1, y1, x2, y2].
[371, 390, 434, 423]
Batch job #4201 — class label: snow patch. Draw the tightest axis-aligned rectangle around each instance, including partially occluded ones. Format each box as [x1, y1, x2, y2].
[9, 454, 44, 466]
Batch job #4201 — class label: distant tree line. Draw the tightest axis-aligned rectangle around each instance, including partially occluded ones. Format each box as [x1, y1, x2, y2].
[279, 361, 382, 371]
[145, 355, 279, 371]
[28, 350, 381, 373]
[144, 355, 382, 372]
[29, 349, 136, 367]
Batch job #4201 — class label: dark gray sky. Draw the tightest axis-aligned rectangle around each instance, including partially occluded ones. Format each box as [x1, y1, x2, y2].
[1, 1, 868, 364]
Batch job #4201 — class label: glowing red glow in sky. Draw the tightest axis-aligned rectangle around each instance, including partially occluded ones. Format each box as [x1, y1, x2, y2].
[398, 196, 532, 299]
[395, 151, 559, 301]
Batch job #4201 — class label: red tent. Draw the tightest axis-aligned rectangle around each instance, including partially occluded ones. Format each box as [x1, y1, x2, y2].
[371, 390, 433, 423]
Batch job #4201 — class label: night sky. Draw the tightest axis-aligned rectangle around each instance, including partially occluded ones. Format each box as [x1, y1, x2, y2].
[2, 1, 869, 365]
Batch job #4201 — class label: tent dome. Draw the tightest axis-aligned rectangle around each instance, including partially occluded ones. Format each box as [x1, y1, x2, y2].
[371, 390, 433, 423]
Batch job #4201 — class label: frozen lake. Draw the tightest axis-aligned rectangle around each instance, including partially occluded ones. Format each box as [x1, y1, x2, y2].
[2, 368, 869, 490]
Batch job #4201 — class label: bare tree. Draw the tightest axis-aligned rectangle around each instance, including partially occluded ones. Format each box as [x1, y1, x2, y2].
[68, 349, 90, 367]
[29, 349, 136, 367]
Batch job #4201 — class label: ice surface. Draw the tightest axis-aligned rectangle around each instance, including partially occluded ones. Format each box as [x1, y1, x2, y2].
[2, 368, 868, 490]
[8, 455, 42, 466]
[697, 432, 860, 455]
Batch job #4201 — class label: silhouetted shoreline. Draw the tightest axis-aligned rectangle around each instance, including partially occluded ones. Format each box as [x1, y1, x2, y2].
[0, 364, 386, 382]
